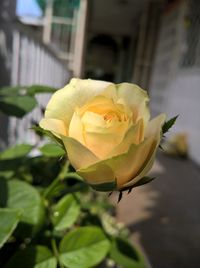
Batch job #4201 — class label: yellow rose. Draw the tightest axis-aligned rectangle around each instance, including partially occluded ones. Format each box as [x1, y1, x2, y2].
[40, 78, 166, 191]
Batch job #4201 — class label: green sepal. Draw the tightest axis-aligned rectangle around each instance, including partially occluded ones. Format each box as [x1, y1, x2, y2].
[89, 180, 117, 192]
[162, 115, 178, 135]
[121, 176, 156, 193]
[115, 176, 155, 202]
[117, 191, 123, 203]
[31, 125, 64, 147]
[132, 176, 155, 187]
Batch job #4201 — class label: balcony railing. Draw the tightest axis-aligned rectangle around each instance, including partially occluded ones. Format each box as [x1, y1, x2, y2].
[0, 20, 70, 147]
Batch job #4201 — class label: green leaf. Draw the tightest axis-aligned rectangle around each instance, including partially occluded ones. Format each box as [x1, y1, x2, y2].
[0, 170, 14, 179]
[5, 245, 57, 268]
[39, 143, 65, 157]
[0, 180, 45, 235]
[110, 237, 146, 268]
[59, 226, 110, 268]
[0, 85, 56, 97]
[52, 194, 80, 231]
[0, 208, 21, 248]
[0, 86, 27, 96]
[27, 85, 56, 95]
[0, 144, 33, 160]
[0, 95, 37, 117]
[162, 115, 178, 135]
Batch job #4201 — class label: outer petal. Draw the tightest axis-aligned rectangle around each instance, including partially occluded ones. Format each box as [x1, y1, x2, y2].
[123, 113, 166, 188]
[61, 136, 99, 170]
[117, 83, 150, 126]
[110, 136, 156, 188]
[68, 112, 85, 145]
[77, 162, 116, 191]
[77, 136, 155, 190]
[145, 113, 166, 138]
[39, 118, 67, 137]
[78, 114, 166, 191]
[44, 78, 116, 131]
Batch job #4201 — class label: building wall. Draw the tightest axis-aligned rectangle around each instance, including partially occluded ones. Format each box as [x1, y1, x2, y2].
[150, 0, 200, 164]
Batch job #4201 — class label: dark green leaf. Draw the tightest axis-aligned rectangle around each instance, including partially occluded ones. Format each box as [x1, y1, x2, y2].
[59, 226, 110, 268]
[0, 170, 14, 179]
[0, 86, 24, 96]
[27, 85, 56, 95]
[0, 95, 37, 117]
[110, 237, 146, 268]
[162, 115, 178, 135]
[0, 208, 21, 248]
[5, 245, 57, 268]
[39, 143, 65, 157]
[0, 180, 45, 235]
[0, 85, 56, 97]
[0, 144, 33, 160]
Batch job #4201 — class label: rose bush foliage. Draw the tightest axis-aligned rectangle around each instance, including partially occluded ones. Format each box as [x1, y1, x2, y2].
[40, 78, 166, 191]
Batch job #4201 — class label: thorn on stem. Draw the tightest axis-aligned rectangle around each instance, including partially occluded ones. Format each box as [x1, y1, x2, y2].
[118, 191, 123, 203]
[59, 156, 63, 162]
[127, 187, 133, 194]
[159, 144, 165, 151]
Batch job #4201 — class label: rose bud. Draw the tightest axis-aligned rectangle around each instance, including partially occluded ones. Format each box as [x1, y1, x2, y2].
[40, 78, 166, 192]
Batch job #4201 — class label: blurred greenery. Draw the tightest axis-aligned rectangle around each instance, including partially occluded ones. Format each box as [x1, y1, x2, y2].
[0, 85, 147, 268]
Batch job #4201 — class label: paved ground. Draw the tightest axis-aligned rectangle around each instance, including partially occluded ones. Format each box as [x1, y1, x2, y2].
[113, 152, 200, 268]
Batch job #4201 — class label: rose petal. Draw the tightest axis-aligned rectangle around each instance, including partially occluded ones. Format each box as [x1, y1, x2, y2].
[44, 78, 116, 131]
[108, 119, 144, 157]
[68, 111, 85, 145]
[81, 111, 130, 159]
[123, 113, 166, 188]
[110, 136, 156, 188]
[77, 114, 166, 190]
[77, 136, 155, 189]
[117, 83, 150, 126]
[78, 95, 130, 117]
[145, 113, 166, 138]
[61, 136, 99, 170]
[39, 118, 67, 137]
[78, 162, 115, 185]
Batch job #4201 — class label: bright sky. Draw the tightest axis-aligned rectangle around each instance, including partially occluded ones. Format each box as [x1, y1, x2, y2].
[16, 0, 43, 17]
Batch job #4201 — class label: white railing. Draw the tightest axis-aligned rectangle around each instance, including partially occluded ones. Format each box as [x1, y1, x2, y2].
[9, 25, 70, 146]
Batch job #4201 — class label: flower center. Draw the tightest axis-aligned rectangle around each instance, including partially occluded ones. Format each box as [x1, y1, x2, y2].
[69, 95, 133, 159]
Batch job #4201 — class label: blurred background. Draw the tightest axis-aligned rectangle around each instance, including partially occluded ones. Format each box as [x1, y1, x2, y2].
[0, 0, 200, 267]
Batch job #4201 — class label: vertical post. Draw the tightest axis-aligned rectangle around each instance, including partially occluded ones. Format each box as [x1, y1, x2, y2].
[141, 2, 161, 89]
[132, 4, 149, 85]
[11, 31, 20, 85]
[0, 0, 16, 86]
[73, 0, 88, 77]
[43, 0, 54, 44]
[0, 0, 17, 148]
